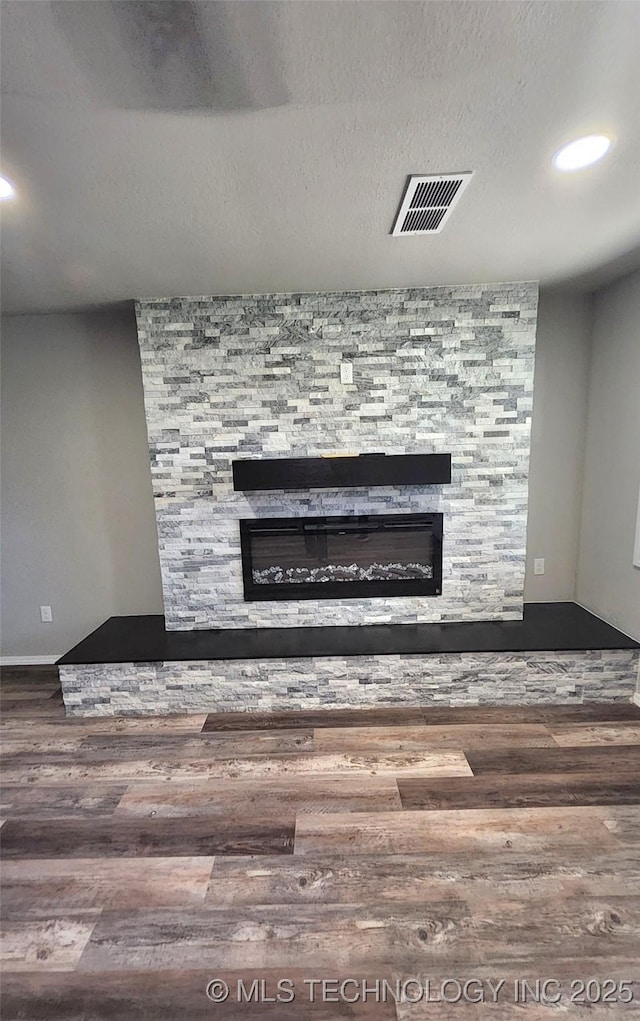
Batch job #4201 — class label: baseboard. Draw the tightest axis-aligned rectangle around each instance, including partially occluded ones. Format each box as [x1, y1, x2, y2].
[632, 692, 640, 709]
[0, 655, 61, 666]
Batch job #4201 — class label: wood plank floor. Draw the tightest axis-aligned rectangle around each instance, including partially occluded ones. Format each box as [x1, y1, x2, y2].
[1, 665, 640, 1019]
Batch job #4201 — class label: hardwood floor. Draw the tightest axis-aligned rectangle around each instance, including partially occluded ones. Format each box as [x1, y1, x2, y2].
[1, 665, 640, 1019]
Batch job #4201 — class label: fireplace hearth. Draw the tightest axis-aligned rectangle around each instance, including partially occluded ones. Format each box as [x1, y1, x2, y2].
[240, 513, 443, 601]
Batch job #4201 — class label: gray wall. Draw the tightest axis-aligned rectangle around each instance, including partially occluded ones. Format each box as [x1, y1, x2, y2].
[0, 308, 163, 658]
[0, 287, 612, 655]
[576, 270, 640, 640]
[524, 291, 592, 602]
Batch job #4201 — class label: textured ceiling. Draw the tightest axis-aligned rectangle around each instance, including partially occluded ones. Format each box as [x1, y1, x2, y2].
[2, 0, 640, 314]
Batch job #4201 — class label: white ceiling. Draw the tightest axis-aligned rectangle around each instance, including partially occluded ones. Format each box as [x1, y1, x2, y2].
[2, 0, 640, 315]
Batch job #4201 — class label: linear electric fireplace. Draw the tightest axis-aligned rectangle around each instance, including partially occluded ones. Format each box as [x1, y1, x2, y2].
[240, 513, 443, 601]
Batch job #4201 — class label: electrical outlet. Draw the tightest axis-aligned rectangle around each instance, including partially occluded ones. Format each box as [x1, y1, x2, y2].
[533, 558, 545, 576]
[340, 362, 353, 385]
[40, 605, 53, 623]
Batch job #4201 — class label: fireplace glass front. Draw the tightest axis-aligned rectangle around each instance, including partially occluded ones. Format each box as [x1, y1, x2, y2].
[239, 513, 443, 601]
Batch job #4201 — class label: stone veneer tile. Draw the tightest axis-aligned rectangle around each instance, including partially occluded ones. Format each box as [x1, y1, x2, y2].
[59, 649, 639, 717]
[135, 284, 538, 629]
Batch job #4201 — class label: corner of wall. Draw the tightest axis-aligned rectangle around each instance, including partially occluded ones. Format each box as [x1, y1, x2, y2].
[524, 289, 593, 603]
[575, 269, 640, 640]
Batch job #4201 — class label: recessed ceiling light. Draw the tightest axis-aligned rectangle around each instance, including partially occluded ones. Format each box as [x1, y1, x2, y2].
[0, 175, 16, 200]
[552, 134, 612, 171]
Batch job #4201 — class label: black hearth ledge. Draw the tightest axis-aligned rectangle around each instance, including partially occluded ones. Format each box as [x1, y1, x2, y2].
[57, 602, 638, 666]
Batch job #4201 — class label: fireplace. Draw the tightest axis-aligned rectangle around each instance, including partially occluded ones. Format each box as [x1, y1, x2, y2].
[240, 513, 443, 601]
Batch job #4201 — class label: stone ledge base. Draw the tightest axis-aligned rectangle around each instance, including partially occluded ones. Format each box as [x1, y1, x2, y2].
[59, 648, 640, 717]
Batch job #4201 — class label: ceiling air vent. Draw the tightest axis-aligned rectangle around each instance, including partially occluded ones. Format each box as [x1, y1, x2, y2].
[391, 173, 473, 236]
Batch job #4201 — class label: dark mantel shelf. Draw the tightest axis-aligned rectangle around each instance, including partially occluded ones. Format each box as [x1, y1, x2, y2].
[232, 453, 451, 492]
[57, 603, 639, 667]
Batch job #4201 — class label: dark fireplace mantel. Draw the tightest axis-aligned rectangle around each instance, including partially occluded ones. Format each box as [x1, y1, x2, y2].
[232, 453, 451, 492]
